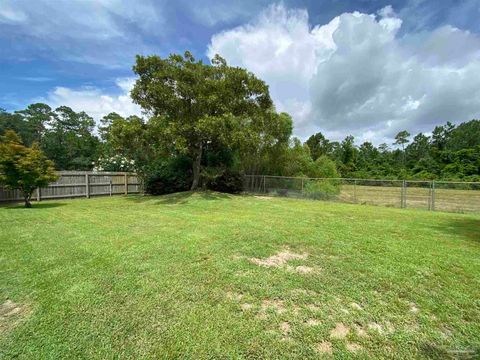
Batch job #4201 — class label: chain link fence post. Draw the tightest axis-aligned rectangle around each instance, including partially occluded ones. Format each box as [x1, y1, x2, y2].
[431, 180, 436, 211]
[400, 180, 406, 208]
[353, 179, 357, 203]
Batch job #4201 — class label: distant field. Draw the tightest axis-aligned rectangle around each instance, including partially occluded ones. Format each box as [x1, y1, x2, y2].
[1, 194, 479, 359]
[339, 185, 480, 212]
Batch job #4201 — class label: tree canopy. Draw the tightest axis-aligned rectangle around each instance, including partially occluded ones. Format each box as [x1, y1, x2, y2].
[130, 51, 277, 189]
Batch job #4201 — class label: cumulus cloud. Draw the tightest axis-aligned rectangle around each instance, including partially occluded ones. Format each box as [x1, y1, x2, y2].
[37, 78, 142, 122]
[0, 0, 162, 67]
[208, 4, 480, 144]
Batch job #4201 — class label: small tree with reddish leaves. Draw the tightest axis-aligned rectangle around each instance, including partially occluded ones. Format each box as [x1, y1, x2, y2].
[0, 130, 58, 208]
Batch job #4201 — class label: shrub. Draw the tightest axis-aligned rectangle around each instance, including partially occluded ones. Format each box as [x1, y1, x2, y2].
[205, 169, 244, 194]
[0, 130, 58, 207]
[304, 179, 340, 200]
[143, 156, 192, 195]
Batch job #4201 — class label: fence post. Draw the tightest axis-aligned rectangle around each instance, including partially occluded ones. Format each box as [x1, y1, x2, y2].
[85, 173, 90, 198]
[353, 179, 357, 203]
[124, 173, 128, 195]
[301, 178, 304, 196]
[109, 180, 112, 196]
[36, 188, 41, 202]
[431, 180, 436, 211]
[263, 175, 266, 194]
[404, 180, 407, 208]
[400, 180, 405, 208]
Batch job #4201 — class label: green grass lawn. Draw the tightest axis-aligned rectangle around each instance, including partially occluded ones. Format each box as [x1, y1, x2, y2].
[1, 193, 479, 359]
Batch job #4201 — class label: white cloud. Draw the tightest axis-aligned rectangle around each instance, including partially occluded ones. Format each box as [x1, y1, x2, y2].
[0, 3, 28, 24]
[0, 0, 162, 66]
[37, 78, 142, 122]
[208, 4, 480, 144]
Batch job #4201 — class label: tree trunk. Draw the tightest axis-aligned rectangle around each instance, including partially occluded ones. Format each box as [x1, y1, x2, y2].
[24, 192, 32, 208]
[190, 142, 203, 191]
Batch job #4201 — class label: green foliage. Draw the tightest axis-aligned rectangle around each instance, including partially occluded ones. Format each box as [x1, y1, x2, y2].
[1, 104, 100, 170]
[205, 169, 244, 194]
[303, 179, 340, 200]
[0, 130, 58, 207]
[311, 155, 339, 178]
[131, 51, 276, 189]
[143, 156, 192, 195]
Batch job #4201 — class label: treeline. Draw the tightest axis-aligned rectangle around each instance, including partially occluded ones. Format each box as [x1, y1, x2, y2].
[2, 104, 479, 181]
[303, 121, 480, 181]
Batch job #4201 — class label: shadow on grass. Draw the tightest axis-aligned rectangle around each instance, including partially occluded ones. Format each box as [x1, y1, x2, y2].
[433, 217, 480, 244]
[126, 190, 233, 205]
[2, 202, 67, 210]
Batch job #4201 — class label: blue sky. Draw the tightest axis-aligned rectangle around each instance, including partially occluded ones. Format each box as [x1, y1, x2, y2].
[1, 0, 480, 143]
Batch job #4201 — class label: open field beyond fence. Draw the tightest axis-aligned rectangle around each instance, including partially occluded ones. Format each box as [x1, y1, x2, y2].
[244, 175, 480, 213]
[1, 194, 479, 359]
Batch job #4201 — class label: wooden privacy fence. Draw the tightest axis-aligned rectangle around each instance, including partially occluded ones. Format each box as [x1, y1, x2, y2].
[0, 171, 141, 202]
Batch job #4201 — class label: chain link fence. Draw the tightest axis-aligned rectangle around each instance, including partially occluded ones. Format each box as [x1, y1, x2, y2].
[244, 175, 480, 213]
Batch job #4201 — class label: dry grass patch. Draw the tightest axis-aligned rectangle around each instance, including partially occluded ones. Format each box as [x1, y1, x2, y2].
[315, 341, 333, 354]
[305, 318, 321, 326]
[286, 265, 316, 274]
[0, 300, 29, 334]
[409, 302, 420, 314]
[330, 323, 350, 339]
[225, 291, 243, 301]
[346, 342, 363, 353]
[240, 303, 253, 311]
[250, 248, 308, 268]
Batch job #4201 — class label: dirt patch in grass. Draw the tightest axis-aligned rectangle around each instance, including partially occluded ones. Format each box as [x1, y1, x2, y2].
[315, 341, 333, 354]
[280, 321, 291, 335]
[240, 303, 254, 311]
[261, 299, 286, 314]
[306, 304, 321, 312]
[330, 323, 350, 339]
[0, 300, 29, 333]
[346, 342, 363, 353]
[353, 324, 368, 337]
[226, 291, 244, 301]
[305, 318, 321, 326]
[350, 302, 363, 311]
[256, 299, 287, 320]
[286, 265, 316, 274]
[409, 302, 420, 314]
[254, 196, 273, 200]
[250, 249, 308, 268]
[368, 322, 383, 334]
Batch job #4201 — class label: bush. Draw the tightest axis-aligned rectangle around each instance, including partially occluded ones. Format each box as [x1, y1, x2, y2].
[304, 179, 340, 200]
[143, 156, 192, 195]
[205, 169, 244, 194]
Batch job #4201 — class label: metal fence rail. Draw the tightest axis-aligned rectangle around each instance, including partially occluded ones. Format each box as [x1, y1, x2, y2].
[244, 175, 480, 213]
[0, 171, 141, 203]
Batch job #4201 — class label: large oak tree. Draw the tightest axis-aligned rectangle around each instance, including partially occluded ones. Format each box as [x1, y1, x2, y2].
[131, 51, 274, 190]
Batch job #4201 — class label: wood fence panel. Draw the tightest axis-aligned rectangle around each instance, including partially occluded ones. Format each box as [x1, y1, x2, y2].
[0, 171, 141, 202]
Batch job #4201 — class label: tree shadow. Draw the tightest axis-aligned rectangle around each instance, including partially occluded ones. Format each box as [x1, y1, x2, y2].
[125, 191, 233, 205]
[2, 202, 67, 210]
[432, 216, 480, 244]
